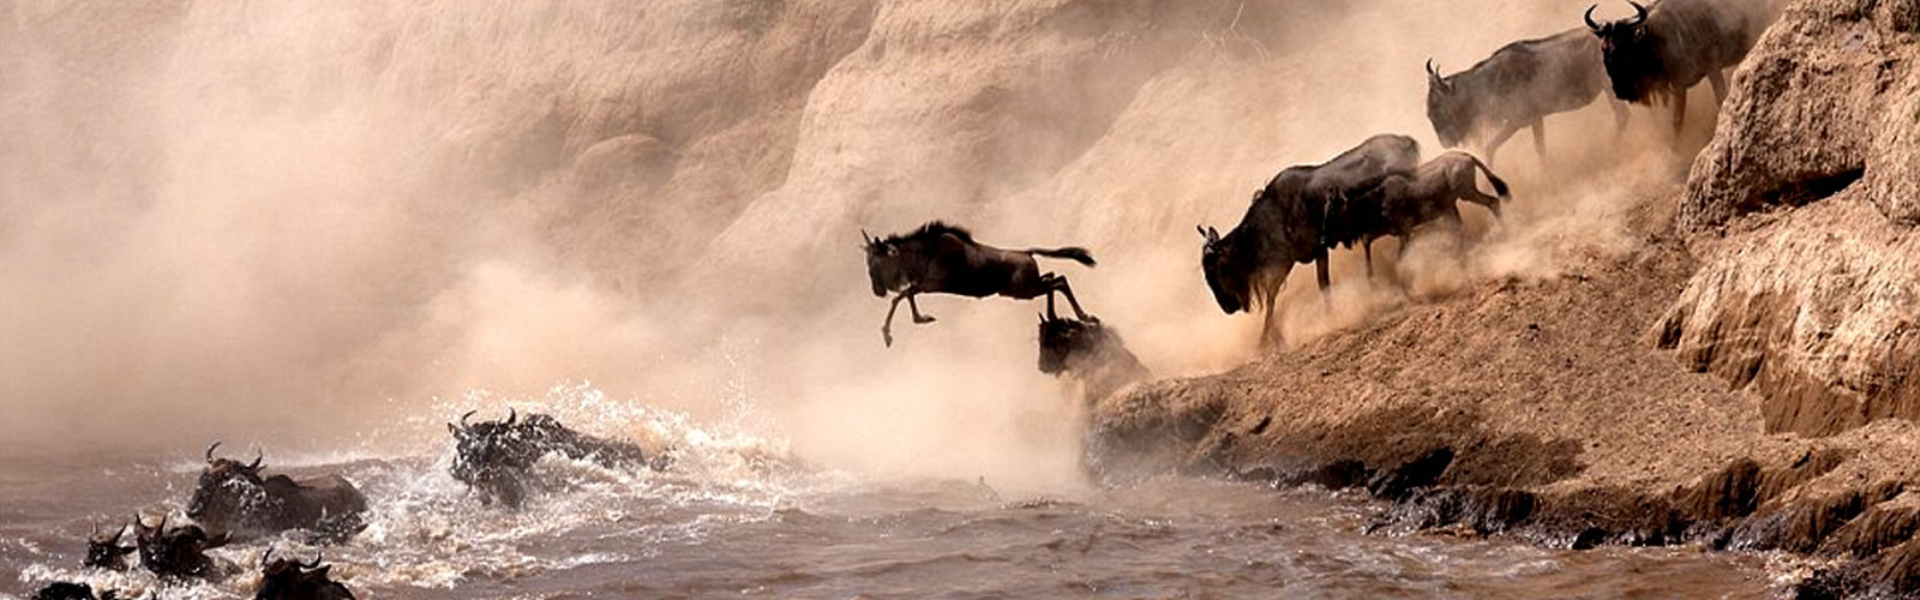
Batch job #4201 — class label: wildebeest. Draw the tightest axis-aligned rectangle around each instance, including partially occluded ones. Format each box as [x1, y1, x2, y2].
[83, 522, 135, 570]
[32, 582, 117, 600]
[186, 443, 369, 542]
[863, 221, 1097, 347]
[1585, 0, 1778, 133]
[255, 549, 356, 600]
[448, 409, 659, 508]
[1038, 313, 1151, 406]
[1332, 151, 1513, 277]
[1426, 29, 1628, 164]
[1198, 134, 1420, 342]
[133, 514, 229, 579]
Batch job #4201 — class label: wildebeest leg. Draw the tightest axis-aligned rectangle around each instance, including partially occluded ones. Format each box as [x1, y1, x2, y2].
[881, 290, 920, 347]
[1483, 124, 1523, 165]
[1610, 99, 1630, 136]
[1046, 274, 1096, 322]
[907, 295, 935, 324]
[1529, 119, 1547, 159]
[1670, 90, 1688, 136]
[1314, 254, 1332, 306]
[1709, 70, 1729, 103]
[1363, 238, 1375, 280]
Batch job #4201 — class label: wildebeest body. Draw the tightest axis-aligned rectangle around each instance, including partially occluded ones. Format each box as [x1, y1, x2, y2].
[255, 551, 357, 600]
[1198, 134, 1419, 343]
[864, 221, 1097, 346]
[449, 410, 657, 508]
[1331, 151, 1512, 277]
[1427, 29, 1626, 162]
[187, 444, 369, 542]
[133, 515, 229, 580]
[1587, 0, 1779, 131]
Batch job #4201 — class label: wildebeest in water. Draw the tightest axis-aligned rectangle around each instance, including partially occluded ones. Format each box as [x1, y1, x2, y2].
[1038, 312, 1151, 407]
[1329, 151, 1513, 277]
[83, 522, 134, 570]
[1585, 0, 1779, 133]
[255, 549, 357, 600]
[448, 408, 660, 508]
[1198, 134, 1420, 343]
[863, 221, 1097, 347]
[186, 443, 369, 543]
[32, 582, 118, 600]
[1425, 28, 1628, 164]
[132, 513, 230, 579]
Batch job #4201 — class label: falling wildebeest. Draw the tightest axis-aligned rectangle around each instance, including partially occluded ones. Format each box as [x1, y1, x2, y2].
[448, 408, 660, 508]
[1037, 313, 1151, 407]
[83, 522, 135, 570]
[863, 221, 1097, 347]
[1331, 151, 1513, 278]
[32, 582, 118, 600]
[133, 513, 230, 579]
[255, 549, 357, 600]
[1198, 134, 1420, 342]
[1425, 28, 1628, 164]
[1585, 0, 1779, 133]
[186, 443, 369, 542]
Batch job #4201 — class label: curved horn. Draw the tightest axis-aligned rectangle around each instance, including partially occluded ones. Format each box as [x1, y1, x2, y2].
[459, 409, 477, 427]
[303, 552, 323, 569]
[1426, 59, 1440, 80]
[91, 521, 100, 537]
[1626, 1, 1648, 25]
[115, 524, 128, 541]
[206, 441, 221, 462]
[247, 449, 263, 471]
[262, 547, 274, 567]
[1585, 4, 1602, 30]
[861, 229, 874, 246]
[156, 514, 168, 533]
[506, 408, 517, 427]
[1197, 225, 1209, 241]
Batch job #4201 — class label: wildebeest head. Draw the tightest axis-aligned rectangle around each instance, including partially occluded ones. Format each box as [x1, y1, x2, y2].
[257, 549, 354, 600]
[447, 409, 542, 506]
[84, 522, 134, 570]
[1586, 2, 1658, 101]
[1424, 59, 1473, 148]
[862, 230, 909, 297]
[187, 442, 267, 528]
[1198, 216, 1248, 314]
[32, 581, 117, 600]
[133, 514, 229, 579]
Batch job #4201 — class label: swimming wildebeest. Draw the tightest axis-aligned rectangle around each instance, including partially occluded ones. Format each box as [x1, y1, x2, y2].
[132, 513, 229, 579]
[32, 582, 118, 600]
[1198, 134, 1420, 342]
[1585, 0, 1778, 133]
[1426, 29, 1628, 164]
[256, 549, 356, 600]
[186, 443, 369, 542]
[1331, 151, 1512, 277]
[83, 522, 135, 570]
[1038, 313, 1151, 406]
[863, 221, 1097, 347]
[448, 408, 658, 508]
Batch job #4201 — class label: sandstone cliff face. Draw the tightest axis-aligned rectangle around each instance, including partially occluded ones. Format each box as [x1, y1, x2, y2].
[1658, 0, 1920, 436]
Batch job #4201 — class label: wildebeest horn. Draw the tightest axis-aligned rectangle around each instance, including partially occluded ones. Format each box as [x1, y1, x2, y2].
[262, 547, 274, 567]
[1626, 1, 1648, 25]
[303, 552, 323, 569]
[206, 441, 221, 462]
[861, 229, 873, 246]
[247, 449, 263, 471]
[1196, 225, 1208, 241]
[1426, 59, 1441, 81]
[459, 409, 477, 428]
[506, 408, 517, 426]
[1585, 4, 1602, 30]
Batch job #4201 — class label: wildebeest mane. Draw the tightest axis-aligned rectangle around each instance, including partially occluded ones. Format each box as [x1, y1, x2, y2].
[883, 221, 973, 245]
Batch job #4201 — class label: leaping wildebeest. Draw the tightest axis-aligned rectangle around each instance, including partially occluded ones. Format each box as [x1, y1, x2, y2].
[186, 443, 369, 543]
[1585, 0, 1779, 133]
[1197, 134, 1420, 343]
[1426, 29, 1628, 164]
[863, 221, 1097, 347]
[1330, 151, 1513, 278]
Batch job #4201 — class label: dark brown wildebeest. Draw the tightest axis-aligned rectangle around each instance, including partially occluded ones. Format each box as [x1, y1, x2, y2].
[1331, 151, 1512, 278]
[448, 409, 660, 508]
[1426, 29, 1628, 164]
[32, 582, 118, 600]
[1585, 0, 1779, 133]
[255, 549, 356, 600]
[83, 522, 134, 570]
[132, 513, 229, 579]
[1198, 134, 1420, 342]
[863, 221, 1096, 347]
[186, 443, 369, 542]
[1038, 313, 1151, 407]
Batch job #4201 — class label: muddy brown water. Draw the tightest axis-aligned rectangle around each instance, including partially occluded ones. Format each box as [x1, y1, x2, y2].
[1, 434, 1787, 600]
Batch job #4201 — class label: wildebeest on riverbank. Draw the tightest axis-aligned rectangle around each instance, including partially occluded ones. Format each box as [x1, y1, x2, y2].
[1586, 0, 1779, 133]
[1198, 134, 1420, 343]
[186, 443, 368, 542]
[1330, 151, 1512, 278]
[1038, 313, 1151, 407]
[863, 221, 1097, 347]
[1426, 29, 1627, 164]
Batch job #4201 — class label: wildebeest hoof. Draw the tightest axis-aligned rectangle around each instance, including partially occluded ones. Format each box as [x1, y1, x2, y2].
[913, 315, 936, 324]
[882, 330, 894, 347]
[1082, 315, 1101, 324]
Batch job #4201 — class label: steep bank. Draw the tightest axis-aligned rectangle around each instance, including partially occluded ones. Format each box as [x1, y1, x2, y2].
[1088, 0, 1920, 596]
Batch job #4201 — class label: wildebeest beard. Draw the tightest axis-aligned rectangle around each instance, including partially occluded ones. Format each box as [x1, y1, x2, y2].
[1587, 2, 1667, 103]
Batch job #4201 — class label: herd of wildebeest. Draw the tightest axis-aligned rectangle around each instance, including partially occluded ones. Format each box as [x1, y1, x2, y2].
[28, 1, 1782, 598]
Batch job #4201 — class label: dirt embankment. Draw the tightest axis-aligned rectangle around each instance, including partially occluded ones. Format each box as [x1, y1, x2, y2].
[1087, 0, 1920, 596]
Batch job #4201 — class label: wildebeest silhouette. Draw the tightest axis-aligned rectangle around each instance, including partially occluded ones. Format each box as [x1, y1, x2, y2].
[863, 221, 1096, 347]
[84, 522, 134, 570]
[132, 513, 229, 580]
[1426, 28, 1628, 164]
[1586, 0, 1777, 134]
[447, 408, 659, 508]
[186, 443, 368, 543]
[1330, 151, 1511, 278]
[255, 549, 356, 600]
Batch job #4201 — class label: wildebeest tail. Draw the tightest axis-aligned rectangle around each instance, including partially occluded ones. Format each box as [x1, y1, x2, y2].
[1467, 154, 1510, 199]
[1028, 247, 1096, 267]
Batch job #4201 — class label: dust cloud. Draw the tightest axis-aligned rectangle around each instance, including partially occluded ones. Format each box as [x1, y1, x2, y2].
[1, 0, 1715, 490]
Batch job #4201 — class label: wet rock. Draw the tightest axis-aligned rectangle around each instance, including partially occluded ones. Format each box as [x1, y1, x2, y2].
[1367, 447, 1454, 501]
